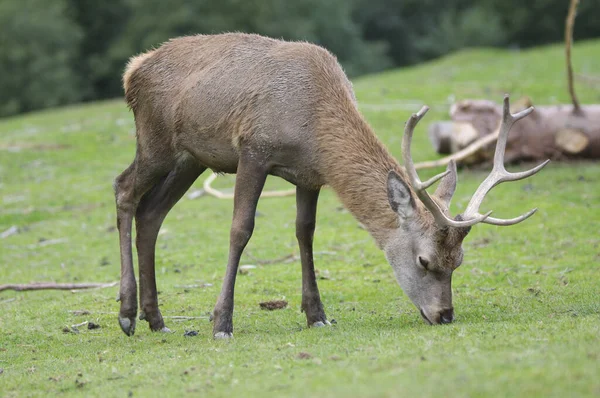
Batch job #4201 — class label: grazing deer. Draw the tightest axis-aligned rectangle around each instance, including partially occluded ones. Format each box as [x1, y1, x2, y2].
[114, 33, 548, 338]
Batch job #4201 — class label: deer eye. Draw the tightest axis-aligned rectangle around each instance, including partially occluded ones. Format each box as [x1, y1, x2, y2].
[418, 256, 430, 270]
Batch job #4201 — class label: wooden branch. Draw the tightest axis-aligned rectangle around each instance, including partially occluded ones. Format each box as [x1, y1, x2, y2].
[202, 172, 296, 199]
[0, 281, 118, 292]
[415, 127, 500, 169]
[565, 0, 582, 115]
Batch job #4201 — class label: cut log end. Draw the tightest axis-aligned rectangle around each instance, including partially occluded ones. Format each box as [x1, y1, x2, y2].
[555, 129, 589, 154]
[428, 121, 478, 154]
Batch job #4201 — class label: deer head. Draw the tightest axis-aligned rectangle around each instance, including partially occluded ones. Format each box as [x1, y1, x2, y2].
[384, 95, 549, 325]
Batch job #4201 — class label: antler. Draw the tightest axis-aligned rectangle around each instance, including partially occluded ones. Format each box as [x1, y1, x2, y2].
[402, 94, 549, 228]
[462, 95, 550, 225]
[402, 107, 491, 228]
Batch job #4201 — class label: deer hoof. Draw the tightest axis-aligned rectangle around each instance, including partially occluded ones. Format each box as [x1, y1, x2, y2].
[119, 316, 136, 336]
[311, 320, 331, 328]
[214, 331, 233, 339]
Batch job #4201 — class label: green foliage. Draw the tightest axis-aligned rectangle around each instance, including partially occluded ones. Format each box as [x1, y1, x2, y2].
[488, 0, 600, 47]
[66, 0, 130, 100]
[1, 41, 600, 397]
[357, 0, 600, 66]
[1, 0, 600, 117]
[0, 0, 85, 117]
[109, 0, 390, 85]
[417, 5, 507, 58]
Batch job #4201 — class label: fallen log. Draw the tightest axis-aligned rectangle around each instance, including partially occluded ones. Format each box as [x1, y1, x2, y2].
[428, 98, 600, 165]
[426, 0, 600, 167]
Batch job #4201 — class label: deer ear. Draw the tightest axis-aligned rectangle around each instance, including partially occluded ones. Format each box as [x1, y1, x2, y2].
[387, 171, 415, 219]
[434, 159, 457, 208]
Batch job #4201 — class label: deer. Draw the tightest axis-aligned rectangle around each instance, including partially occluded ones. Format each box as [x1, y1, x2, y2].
[114, 32, 548, 338]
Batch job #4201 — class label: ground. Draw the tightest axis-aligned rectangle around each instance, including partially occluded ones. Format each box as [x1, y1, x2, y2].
[0, 40, 599, 397]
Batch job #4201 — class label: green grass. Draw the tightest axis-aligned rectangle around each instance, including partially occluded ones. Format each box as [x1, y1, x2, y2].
[1, 40, 600, 397]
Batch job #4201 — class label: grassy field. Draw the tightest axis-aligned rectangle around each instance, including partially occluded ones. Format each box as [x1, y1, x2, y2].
[1, 40, 599, 397]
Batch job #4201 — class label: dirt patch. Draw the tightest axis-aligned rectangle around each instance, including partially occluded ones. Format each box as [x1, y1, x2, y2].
[87, 322, 101, 330]
[259, 300, 288, 310]
[70, 310, 91, 316]
[297, 352, 312, 359]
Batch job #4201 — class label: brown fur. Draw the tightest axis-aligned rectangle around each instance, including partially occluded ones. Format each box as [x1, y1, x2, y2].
[113, 33, 457, 337]
[122, 32, 414, 245]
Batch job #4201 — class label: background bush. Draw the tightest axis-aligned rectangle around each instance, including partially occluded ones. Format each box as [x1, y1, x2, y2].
[1, 0, 599, 117]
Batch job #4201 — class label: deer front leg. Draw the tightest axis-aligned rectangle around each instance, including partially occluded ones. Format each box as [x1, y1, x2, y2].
[212, 154, 268, 339]
[296, 187, 329, 327]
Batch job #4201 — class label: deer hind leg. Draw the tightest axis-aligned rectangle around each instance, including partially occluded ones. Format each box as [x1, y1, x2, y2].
[135, 160, 206, 333]
[212, 152, 268, 339]
[296, 187, 329, 327]
[114, 154, 172, 336]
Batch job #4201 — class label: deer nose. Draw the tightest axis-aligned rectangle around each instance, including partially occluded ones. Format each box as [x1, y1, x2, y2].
[439, 308, 454, 324]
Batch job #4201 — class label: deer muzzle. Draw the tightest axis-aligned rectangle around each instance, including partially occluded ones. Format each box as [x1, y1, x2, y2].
[420, 307, 454, 325]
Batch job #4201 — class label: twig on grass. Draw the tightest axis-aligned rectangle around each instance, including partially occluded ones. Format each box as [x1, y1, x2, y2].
[202, 172, 296, 199]
[1, 226, 18, 239]
[0, 281, 118, 293]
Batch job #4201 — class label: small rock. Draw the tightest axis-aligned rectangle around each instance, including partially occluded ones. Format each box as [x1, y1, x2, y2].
[87, 322, 101, 330]
[316, 269, 331, 280]
[330, 319, 337, 324]
[239, 265, 256, 275]
[184, 330, 199, 337]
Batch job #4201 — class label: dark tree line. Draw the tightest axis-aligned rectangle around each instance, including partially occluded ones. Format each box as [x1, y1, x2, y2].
[1, 0, 599, 117]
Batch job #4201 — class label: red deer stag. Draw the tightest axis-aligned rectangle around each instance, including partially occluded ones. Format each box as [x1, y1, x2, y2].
[114, 33, 548, 338]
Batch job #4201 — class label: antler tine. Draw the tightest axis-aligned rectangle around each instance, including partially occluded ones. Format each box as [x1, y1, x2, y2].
[482, 208, 538, 226]
[402, 107, 490, 228]
[491, 95, 533, 174]
[463, 94, 549, 225]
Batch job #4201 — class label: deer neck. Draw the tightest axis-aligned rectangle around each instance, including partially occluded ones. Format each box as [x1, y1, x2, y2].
[317, 110, 408, 248]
